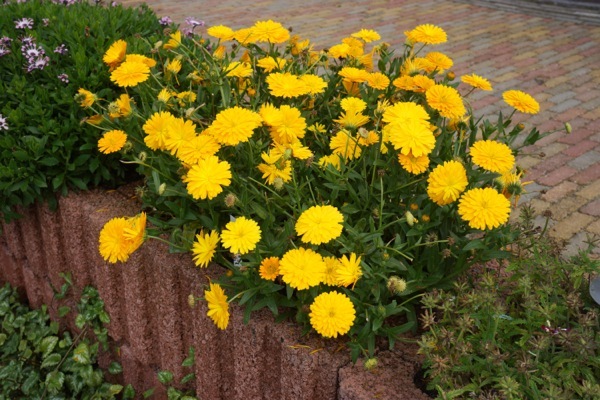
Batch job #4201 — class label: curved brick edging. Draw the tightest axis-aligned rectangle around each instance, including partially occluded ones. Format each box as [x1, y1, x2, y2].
[0, 186, 428, 400]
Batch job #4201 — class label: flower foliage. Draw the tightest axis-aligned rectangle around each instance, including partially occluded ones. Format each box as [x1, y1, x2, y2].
[86, 20, 549, 359]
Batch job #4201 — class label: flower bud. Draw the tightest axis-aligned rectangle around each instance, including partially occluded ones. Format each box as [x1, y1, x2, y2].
[158, 183, 167, 195]
[387, 276, 407, 295]
[405, 211, 416, 226]
[363, 358, 378, 371]
[273, 177, 284, 190]
[188, 294, 196, 307]
[224, 193, 238, 208]
[516, 123, 525, 131]
[446, 71, 455, 80]
[138, 151, 147, 162]
[565, 122, 572, 134]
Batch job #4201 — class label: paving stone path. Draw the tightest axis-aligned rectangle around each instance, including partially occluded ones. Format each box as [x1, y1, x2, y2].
[119, 0, 600, 257]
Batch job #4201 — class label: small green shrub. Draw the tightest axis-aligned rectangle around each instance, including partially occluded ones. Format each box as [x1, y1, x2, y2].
[0, 0, 167, 222]
[418, 227, 600, 399]
[0, 280, 123, 398]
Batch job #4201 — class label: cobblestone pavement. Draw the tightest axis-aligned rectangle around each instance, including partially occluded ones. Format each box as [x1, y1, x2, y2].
[120, 0, 600, 257]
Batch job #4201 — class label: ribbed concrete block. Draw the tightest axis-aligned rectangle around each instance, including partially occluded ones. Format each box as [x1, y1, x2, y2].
[35, 202, 67, 294]
[0, 231, 24, 289]
[192, 294, 222, 400]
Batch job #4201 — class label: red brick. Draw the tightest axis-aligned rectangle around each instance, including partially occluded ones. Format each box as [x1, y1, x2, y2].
[580, 199, 600, 217]
[537, 165, 579, 186]
[558, 127, 595, 145]
[572, 163, 600, 184]
[563, 140, 599, 157]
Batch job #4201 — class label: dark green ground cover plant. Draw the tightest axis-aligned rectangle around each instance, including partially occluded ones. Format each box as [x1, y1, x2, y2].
[418, 207, 600, 399]
[0, 0, 167, 222]
[0, 277, 124, 399]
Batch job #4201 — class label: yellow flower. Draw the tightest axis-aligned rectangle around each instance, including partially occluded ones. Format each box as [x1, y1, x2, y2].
[142, 111, 176, 151]
[76, 88, 96, 108]
[257, 151, 292, 185]
[295, 205, 344, 245]
[157, 88, 174, 103]
[426, 84, 466, 119]
[461, 73, 493, 91]
[340, 97, 367, 114]
[328, 43, 351, 58]
[384, 119, 435, 157]
[166, 58, 182, 75]
[205, 282, 229, 330]
[115, 93, 132, 117]
[98, 213, 146, 263]
[177, 134, 220, 165]
[323, 257, 342, 286]
[207, 25, 235, 41]
[335, 253, 362, 287]
[425, 52, 453, 73]
[206, 106, 262, 146]
[266, 72, 309, 98]
[298, 74, 327, 95]
[503, 90, 539, 114]
[470, 140, 515, 173]
[398, 152, 430, 174]
[319, 154, 342, 170]
[382, 101, 430, 125]
[251, 20, 290, 43]
[405, 24, 447, 45]
[110, 61, 150, 87]
[103, 39, 127, 70]
[427, 160, 468, 206]
[366, 72, 390, 90]
[220, 217, 261, 255]
[164, 30, 182, 50]
[225, 61, 253, 78]
[233, 27, 258, 44]
[183, 156, 232, 200]
[165, 117, 197, 156]
[458, 188, 511, 230]
[257, 56, 287, 72]
[268, 105, 307, 145]
[279, 248, 326, 290]
[192, 230, 220, 268]
[259, 257, 280, 281]
[309, 291, 356, 338]
[125, 54, 157, 68]
[98, 129, 127, 154]
[338, 67, 369, 83]
[330, 130, 362, 160]
[351, 29, 381, 43]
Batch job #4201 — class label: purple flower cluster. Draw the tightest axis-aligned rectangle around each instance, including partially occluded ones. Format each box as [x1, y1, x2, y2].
[0, 37, 12, 58]
[57, 73, 69, 83]
[0, 114, 8, 131]
[159, 16, 172, 26]
[54, 43, 68, 55]
[182, 16, 205, 37]
[52, 0, 78, 5]
[21, 37, 50, 72]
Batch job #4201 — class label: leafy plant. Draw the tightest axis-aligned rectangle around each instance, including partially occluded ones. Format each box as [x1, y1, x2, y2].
[85, 20, 556, 359]
[0, 279, 123, 398]
[418, 223, 600, 399]
[0, 0, 167, 222]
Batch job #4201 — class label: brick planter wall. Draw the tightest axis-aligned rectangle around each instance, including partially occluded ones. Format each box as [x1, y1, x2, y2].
[0, 186, 428, 400]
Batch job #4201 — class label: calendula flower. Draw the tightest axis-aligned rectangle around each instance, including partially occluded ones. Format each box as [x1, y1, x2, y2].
[163, 30, 182, 50]
[221, 217, 261, 255]
[366, 72, 390, 90]
[426, 84, 466, 119]
[183, 156, 232, 200]
[206, 106, 262, 146]
[125, 54, 157, 68]
[257, 151, 292, 185]
[166, 58, 182, 74]
[398, 152, 430, 174]
[340, 97, 367, 114]
[338, 67, 370, 83]
[330, 130, 362, 160]
[165, 117, 197, 156]
[323, 257, 342, 286]
[98, 129, 127, 154]
[328, 43, 351, 58]
[384, 119, 435, 157]
[251, 20, 290, 43]
[207, 25, 235, 41]
[427, 160, 468, 206]
[319, 154, 342, 170]
[192, 230, 220, 268]
[425, 52, 453, 73]
[110, 61, 150, 87]
[225, 61, 253, 78]
[98, 213, 147, 263]
[470, 140, 515, 173]
[157, 88, 174, 103]
[257, 56, 286, 72]
[279, 248, 326, 290]
[458, 188, 511, 230]
[177, 134, 220, 165]
[76, 88, 96, 108]
[259, 257, 280, 281]
[351, 29, 381, 43]
[309, 291, 356, 338]
[266, 72, 309, 98]
[461, 73, 493, 91]
[295, 205, 344, 245]
[503, 90, 539, 114]
[336, 253, 362, 287]
[405, 24, 447, 45]
[143, 111, 176, 151]
[298, 74, 327, 95]
[268, 105, 307, 144]
[205, 283, 229, 330]
[103, 39, 127, 70]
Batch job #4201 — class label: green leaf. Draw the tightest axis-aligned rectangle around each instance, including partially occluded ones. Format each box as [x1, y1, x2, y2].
[109, 384, 124, 395]
[108, 361, 123, 375]
[40, 335, 59, 358]
[44, 370, 65, 394]
[123, 384, 136, 399]
[158, 370, 174, 385]
[143, 388, 156, 398]
[181, 347, 195, 367]
[180, 373, 195, 385]
[73, 342, 91, 364]
[38, 157, 59, 167]
[41, 353, 62, 369]
[58, 306, 71, 318]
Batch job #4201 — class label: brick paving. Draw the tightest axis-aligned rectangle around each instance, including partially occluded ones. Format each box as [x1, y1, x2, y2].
[119, 0, 600, 257]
